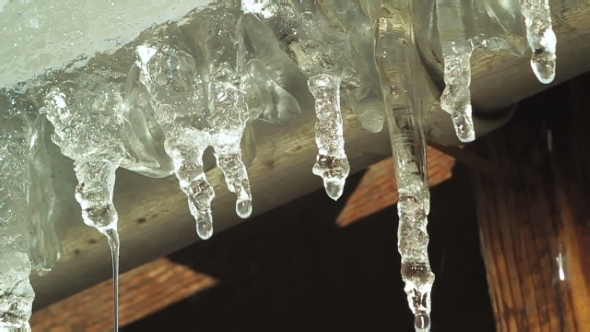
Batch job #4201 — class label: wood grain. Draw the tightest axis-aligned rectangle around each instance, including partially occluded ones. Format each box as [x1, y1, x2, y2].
[469, 75, 590, 331]
[336, 147, 455, 227]
[30, 1, 590, 310]
[30, 258, 216, 332]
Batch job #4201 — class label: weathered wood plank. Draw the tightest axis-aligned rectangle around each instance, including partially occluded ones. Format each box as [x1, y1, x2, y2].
[30, 1, 590, 310]
[30, 258, 216, 331]
[470, 75, 590, 331]
[336, 147, 455, 227]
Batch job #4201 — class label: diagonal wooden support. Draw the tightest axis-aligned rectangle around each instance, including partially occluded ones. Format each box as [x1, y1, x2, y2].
[336, 147, 456, 227]
[30, 258, 217, 332]
[469, 75, 590, 331]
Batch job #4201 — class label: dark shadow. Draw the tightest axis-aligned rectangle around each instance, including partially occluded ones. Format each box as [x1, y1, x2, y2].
[123, 164, 494, 332]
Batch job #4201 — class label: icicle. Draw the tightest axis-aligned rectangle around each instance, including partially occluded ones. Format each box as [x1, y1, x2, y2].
[308, 74, 350, 201]
[317, 0, 386, 134]
[0, 92, 37, 331]
[246, 1, 355, 200]
[137, 5, 253, 238]
[213, 138, 253, 219]
[43, 85, 124, 331]
[27, 113, 62, 275]
[207, 61, 253, 219]
[373, 4, 434, 330]
[73, 160, 120, 330]
[136, 41, 217, 240]
[165, 131, 216, 239]
[436, 0, 475, 143]
[521, 0, 557, 84]
[439, 44, 475, 143]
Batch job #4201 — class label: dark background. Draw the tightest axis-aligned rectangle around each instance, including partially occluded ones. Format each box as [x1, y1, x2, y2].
[123, 164, 494, 332]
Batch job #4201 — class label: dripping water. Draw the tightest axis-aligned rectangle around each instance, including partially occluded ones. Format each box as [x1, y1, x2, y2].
[104, 227, 120, 332]
[521, 0, 557, 84]
[307, 74, 350, 201]
[414, 311, 431, 331]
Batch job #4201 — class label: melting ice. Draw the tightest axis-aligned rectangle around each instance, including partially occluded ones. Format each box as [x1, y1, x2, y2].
[521, 0, 557, 84]
[434, 0, 552, 142]
[136, 5, 253, 239]
[0, 0, 562, 330]
[370, 2, 435, 330]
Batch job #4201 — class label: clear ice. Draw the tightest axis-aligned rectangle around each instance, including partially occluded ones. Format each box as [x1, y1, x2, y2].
[42, 73, 128, 331]
[246, 1, 357, 200]
[27, 113, 63, 276]
[434, 0, 532, 142]
[521, 0, 557, 84]
[0, 92, 37, 331]
[435, 0, 476, 143]
[137, 5, 253, 239]
[372, 2, 435, 330]
[308, 75, 349, 200]
[0, 1, 562, 330]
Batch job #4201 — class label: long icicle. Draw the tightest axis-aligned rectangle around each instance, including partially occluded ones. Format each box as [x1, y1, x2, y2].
[44, 88, 123, 332]
[375, 5, 434, 331]
[73, 160, 120, 332]
[520, 0, 557, 84]
[436, 0, 476, 143]
[308, 74, 350, 201]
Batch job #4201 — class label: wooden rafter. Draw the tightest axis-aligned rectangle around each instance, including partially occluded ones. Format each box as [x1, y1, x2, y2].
[30, 258, 217, 331]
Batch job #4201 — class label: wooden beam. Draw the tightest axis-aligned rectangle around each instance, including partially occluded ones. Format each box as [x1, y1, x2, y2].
[469, 75, 590, 331]
[336, 147, 455, 227]
[30, 1, 590, 310]
[30, 258, 216, 331]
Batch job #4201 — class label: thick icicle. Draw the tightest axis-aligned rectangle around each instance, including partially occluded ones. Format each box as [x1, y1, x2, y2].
[317, 0, 386, 134]
[308, 74, 349, 200]
[43, 85, 124, 331]
[27, 114, 63, 275]
[0, 92, 38, 331]
[137, 5, 253, 238]
[521, 0, 557, 84]
[136, 40, 216, 239]
[73, 160, 120, 330]
[188, 6, 254, 221]
[373, 4, 434, 330]
[246, 1, 353, 200]
[436, 0, 475, 143]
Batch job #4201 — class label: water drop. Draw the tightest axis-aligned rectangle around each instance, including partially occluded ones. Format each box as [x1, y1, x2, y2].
[414, 312, 431, 330]
[307, 74, 350, 200]
[103, 227, 120, 332]
[196, 220, 213, 240]
[531, 50, 556, 84]
[324, 178, 345, 201]
[236, 199, 253, 219]
[451, 105, 475, 143]
[521, 1, 557, 84]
